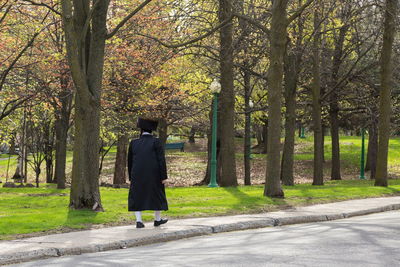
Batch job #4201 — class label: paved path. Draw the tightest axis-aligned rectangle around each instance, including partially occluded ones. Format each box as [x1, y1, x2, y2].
[1, 196, 400, 265]
[0, 156, 15, 161]
[12, 210, 400, 267]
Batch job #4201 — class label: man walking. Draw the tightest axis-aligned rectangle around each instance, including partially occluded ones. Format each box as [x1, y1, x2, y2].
[127, 118, 168, 228]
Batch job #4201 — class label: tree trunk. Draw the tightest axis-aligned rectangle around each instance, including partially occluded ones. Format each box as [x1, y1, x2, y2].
[322, 125, 326, 163]
[22, 108, 27, 183]
[218, 0, 237, 187]
[244, 70, 251, 186]
[35, 167, 40, 188]
[311, 9, 324, 186]
[281, 52, 298, 186]
[54, 78, 73, 189]
[329, 22, 348, 181]
[202, 131, 212, 185]
[70, 93, 102, 209]
[375, 0, 398, 187]
[44, 124, 54, 184]
[255, 124, 263, 147]
[62, 0, 109, 210]
[9, 134, 16, 155]
[366, 122, 378, 179]
[12, 155, 24, 181]
[264, 0, 288, 198]
[158, 118, 168, 147]
[238, 0, 252, 186]
[298, 122, 302, 138]
[188, 127, 195, 143]
[262, 120, 268, 154]
[113, 134, 128, 185]
[54, 117, 69, 188]
[329, 105, 341, 180]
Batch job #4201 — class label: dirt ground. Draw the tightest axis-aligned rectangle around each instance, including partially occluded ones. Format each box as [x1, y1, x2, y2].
[99, 138, 364, 187]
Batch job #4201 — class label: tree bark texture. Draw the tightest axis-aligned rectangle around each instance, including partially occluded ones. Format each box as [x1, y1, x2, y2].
[218, 0, 237, 186]
[255, 124, 263, 147]
[44, 123, 54, 184]
[280, 9, 304, 186]
[244, 70, 252, 185]
[188, 127, 195, 143]
[329, 21, 348, 181]
[54, 78, 73, 189]
[311, 9, 324, 186]
[281, 52, 298, 186]
[375, 0, 398, 187]
[262, 120, 268, 153]
[61, 0, 109, 210]
[366, 121, 378, 179]
[298, 122, 302, 138]
[113, 134, 128, 184]
[158, 118, 168, 147]
[264, 0, 288, 197]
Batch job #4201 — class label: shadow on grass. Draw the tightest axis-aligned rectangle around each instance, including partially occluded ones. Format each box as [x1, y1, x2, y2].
[286, 181, 400, 206]
[65, 208, 99, 229]
[222, 186, 292, 212]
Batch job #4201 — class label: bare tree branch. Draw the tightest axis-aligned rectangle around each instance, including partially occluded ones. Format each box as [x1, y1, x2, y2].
[0, 31, 40, 92]
[287, 0, 315, 24]
[20, 0, 61, 16]
[106, 0, 153, 39]
[0, 95, 34, 121]
[0, 0, 9, 10]
[81, 0, 100, 43]
[233, 13, 271, 36]
[137, 15, 234, 49]
[321, 36, 379, 101]
[0, 2, 12, 25]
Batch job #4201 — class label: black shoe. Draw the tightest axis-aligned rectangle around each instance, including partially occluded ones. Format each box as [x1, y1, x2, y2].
[154, 219, 168, 227]
[136, 222, 145, 228]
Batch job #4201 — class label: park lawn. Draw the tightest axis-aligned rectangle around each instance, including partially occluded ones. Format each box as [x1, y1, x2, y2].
[1, 179, 400, 240]
[293, 136, 400, 166]
[2, 136, 400, 183]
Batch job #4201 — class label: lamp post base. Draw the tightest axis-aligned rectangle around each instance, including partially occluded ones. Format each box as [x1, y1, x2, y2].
[208, 182, 219, 188]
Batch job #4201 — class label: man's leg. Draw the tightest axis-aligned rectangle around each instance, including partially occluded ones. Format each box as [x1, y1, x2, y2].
[154, 210, 161, 221]
[154, 210, 168, 226]
[135, 211, 143, 222]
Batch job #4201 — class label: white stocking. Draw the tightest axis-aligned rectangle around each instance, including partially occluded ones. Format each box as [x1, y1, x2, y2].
[155, 210, 161, 221]
[135, 211, 142, 222]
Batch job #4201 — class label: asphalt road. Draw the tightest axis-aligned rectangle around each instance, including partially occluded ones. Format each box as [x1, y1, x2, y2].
[13, 211, 400, 267]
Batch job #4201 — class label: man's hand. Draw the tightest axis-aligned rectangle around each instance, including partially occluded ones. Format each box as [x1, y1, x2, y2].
[161, 179, 168, 185]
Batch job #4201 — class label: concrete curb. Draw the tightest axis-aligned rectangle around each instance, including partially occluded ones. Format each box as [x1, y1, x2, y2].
[1, 203, 400, 265]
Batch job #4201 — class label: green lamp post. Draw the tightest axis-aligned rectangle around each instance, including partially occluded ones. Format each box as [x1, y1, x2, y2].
[209, 79, 221, 187]
[360, 128, 366, 179]
[300, 126, 306, 139]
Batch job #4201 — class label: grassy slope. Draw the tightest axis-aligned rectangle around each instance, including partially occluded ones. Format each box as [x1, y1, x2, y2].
[1, 136, 400, 239]
[1, 180, 400, 239]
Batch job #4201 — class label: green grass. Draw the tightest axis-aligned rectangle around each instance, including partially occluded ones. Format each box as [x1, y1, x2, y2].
[1, 180, 400, 240]
[2, 135, 400, 239]
[290, 136, 400, 171]
[2, 135, 400, 181]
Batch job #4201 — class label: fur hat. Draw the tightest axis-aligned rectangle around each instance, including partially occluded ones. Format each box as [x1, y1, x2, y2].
[137, 118, 158, 131]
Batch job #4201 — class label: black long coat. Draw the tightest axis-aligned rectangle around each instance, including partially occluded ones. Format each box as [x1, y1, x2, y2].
[127, 134, 168, 211]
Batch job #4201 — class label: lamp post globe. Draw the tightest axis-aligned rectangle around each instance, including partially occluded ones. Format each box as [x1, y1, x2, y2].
[210, 79, 221, 94]
[209, 79, 220, 187]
